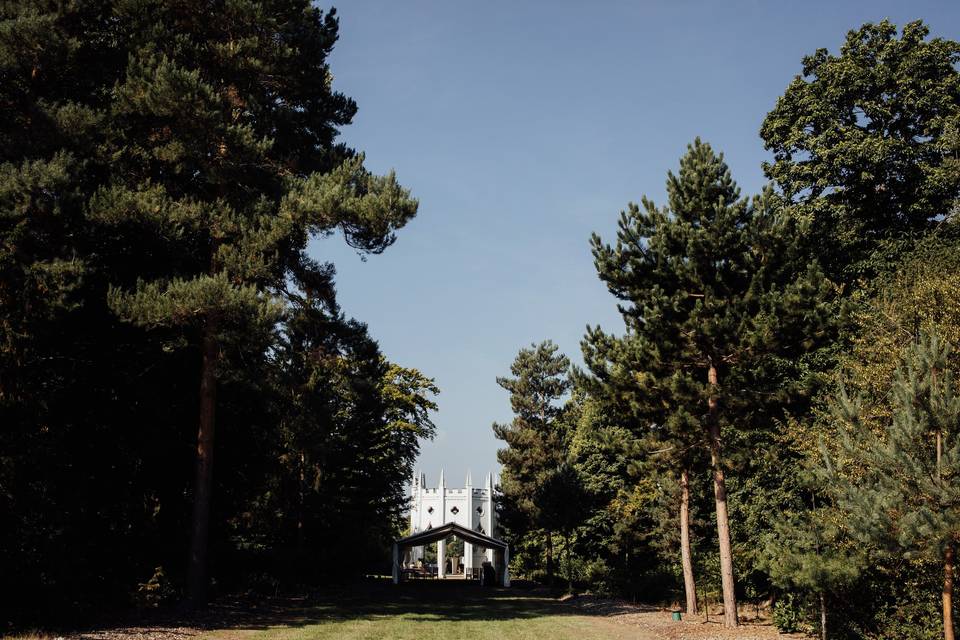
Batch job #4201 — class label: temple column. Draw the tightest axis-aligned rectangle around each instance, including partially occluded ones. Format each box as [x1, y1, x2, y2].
[503, 545, 510, 586]
[437, 538, 445, 579]
[464, 471, 474, 577]
[464, 542, 474, 577]
[485, 474, 494, 563]
[438, 469, 446, 577]
[392, 543, 400, 584]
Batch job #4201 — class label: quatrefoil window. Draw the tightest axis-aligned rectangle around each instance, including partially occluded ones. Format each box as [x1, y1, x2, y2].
[476, 506, 484, 515]
[427, 506, 434, 514]
[450, 506, 459, 515]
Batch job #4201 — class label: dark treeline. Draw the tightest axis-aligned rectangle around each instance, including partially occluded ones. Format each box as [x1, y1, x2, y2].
[0, 0, 436, 628]
[494, 20, 960, 640]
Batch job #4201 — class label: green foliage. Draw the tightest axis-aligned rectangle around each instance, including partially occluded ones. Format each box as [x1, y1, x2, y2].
[580, 138, 835, 623]
[493, 340, 571, 577]
[534, 463, 592, 537]
[501, 16, 960, 640]
[823, 333, 960, 556]
[585, 139, 834, 421]
[133, 567, 177, 610]
[446, 537, 464, 558]
[762, 504, 863, 590]
[755, 20, 960, 638]
[4, 8, 959, 638]
[866, 560, 944, 640]
[0, 0, 431, 626]
[761, 20, 960, 284]
[772, 592, 809, 633]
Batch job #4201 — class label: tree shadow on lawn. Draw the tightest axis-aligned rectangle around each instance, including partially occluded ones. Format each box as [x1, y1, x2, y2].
[234, 580, 582, 626]
[74, 579, 592, 638]
[318, 580, 574, 623]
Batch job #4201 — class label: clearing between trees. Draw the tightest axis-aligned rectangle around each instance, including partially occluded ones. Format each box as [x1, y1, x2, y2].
[46, 582, 801, 640]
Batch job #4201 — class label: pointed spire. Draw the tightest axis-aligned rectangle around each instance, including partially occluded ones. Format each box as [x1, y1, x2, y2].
[465, 469, 473, 486]
[438, 468, 445, 488]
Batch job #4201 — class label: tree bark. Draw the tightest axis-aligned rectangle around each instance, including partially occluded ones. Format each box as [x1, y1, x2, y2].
[546, 530, 554, 586]
[680, 469, 698, 616]
[945, 542, 955, 640]
[187, 320, 219, 607]
[707, 363, 738, 628]
[297, 450, 306, 552]
[820, 592, 827, 640]
[938, 431, 943, 481]
[565, 532, 573, 593]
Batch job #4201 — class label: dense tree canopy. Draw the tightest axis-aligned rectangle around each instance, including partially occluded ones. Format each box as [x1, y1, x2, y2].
[823, 334, 960, 640]
[4, 8, 960, 640]
[506, 18, 960, 640]
[583, 139, 834, 627]
[0, 0, 432, 626]
[493, 340, 571, 585]
[761, 19, 960, 284]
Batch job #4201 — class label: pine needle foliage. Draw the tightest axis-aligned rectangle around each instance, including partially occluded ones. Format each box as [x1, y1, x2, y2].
[822, 333, 960, 640]
[493, 340, 571, 584]
[584, 138, 836, 626]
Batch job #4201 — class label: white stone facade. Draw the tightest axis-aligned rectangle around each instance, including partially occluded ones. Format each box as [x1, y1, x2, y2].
[407, 470, 498, 574]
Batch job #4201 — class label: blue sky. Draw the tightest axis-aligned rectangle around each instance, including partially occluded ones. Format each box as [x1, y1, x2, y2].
[309, 1, 960, 489]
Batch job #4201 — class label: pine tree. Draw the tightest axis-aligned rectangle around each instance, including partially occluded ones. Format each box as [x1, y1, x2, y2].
[761, 505, 863, 640]
[562, 390, 663, 604]
[586, 139, 834, 627]
[493, 340, 571, 585]
[1, 1, 418, 607]
[534, 462, 592, 593]
[577, 344, 705, 616]
[822, 333, 960, 640]
[268, 289, 437, 559]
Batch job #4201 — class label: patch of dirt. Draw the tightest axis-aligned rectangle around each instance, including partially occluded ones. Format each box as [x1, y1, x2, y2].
[564, 595, 806, 640]
[73, 626, 204, 640]
[58, 596, 308, 640]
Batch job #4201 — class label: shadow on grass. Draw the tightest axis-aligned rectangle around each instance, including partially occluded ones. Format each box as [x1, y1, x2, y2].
[74, 579, 588, 638]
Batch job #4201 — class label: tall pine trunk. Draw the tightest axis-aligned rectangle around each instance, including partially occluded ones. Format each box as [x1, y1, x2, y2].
[680, 469, 698, 616]
[707, 363, 738, 628]
[820, 592, 827, 640]
[187, 319, 218, 606]
[297, 451, 306, 552]
[546, 530, 554, 586]
[565, 532, 573, 593]
[945, 541, 955, 640]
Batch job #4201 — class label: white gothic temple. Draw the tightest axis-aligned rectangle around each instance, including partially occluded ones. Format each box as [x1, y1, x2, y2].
[407, 469, 499, 575]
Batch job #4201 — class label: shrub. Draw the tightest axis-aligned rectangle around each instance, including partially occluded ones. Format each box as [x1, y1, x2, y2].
[133, 566, 177, 609]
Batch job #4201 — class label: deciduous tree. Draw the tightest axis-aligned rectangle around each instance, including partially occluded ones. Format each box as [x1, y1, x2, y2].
[761, 19, 960, 285]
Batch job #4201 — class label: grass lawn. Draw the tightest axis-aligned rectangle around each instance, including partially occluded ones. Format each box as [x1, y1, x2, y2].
[199, 581, 655, 640]
[52, 579, 792, 640]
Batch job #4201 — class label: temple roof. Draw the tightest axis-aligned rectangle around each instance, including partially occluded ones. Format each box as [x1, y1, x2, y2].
[395, 521, 507, 550]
